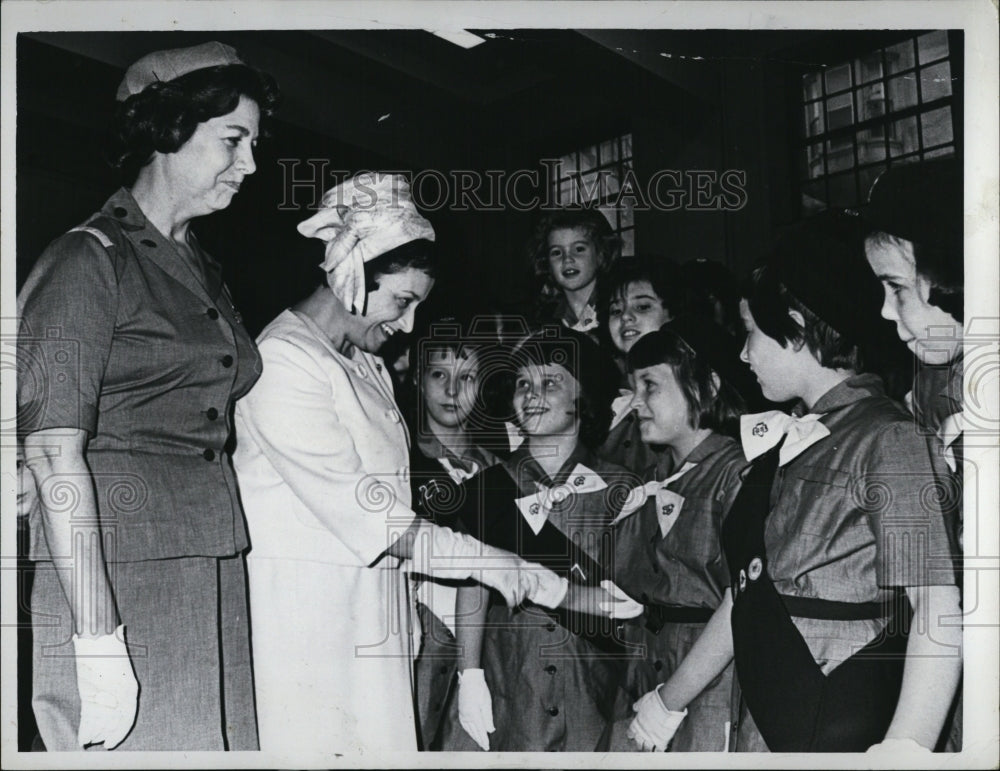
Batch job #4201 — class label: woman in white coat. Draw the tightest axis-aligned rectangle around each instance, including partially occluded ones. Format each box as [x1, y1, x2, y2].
[234, 175, 577, 759]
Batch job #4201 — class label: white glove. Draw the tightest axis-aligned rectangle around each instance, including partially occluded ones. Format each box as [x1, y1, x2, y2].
[457, 669, 495, 751]
[72, 625, 139, 749]
[866, 737, 933, 754]
[627, 684, 687, 751]
[599, 580, 645, 619]
[409, 525, 567, 608]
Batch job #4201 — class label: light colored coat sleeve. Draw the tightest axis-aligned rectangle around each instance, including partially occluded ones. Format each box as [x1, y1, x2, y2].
[235, 324, 416, 567]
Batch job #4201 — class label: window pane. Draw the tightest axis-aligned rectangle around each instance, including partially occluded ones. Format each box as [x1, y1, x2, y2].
[917, 31, 949, 64]
[803, 72, 822, 101]
[802, 142, 825, 179]
[560, 153, 577, 176]
[827, 171, 859, 207]
[923, 146, 955, 159]
[825, 137, 855, 173]
[921, 106, 953, 147]
[825, 63, 852, 94]
[858, 82, 887, 122]
[621, 133, 633, 159]
[826, 92, 854, 130]
[578, 146, 597, 174]
[857, 127, 886, 163]
[921, 61, 953, 101]
[620, 229, 635, 258]
[620, 202, 634, 231]
[577, 171, 600, 202]
[886, 39, 915, 74]
[888, 74, 918, 111]
[804, 101, 825, 137]
[555, 179, 570, 204]
[889, 116, 919, 156]
[857, 163, 887, 203]
[801, 179, 827, 213]
[597, 203, 618, 230]
[854, 53, 883, 85]
[599, 138, 617, 166]
[602, 168, 621, 197]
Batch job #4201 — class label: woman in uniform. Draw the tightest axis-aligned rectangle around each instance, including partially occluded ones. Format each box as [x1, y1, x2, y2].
[627, 213, 962, 753]
[18, 42, 279, 750]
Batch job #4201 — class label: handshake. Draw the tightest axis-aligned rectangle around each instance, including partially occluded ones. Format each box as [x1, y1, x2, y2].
[407, 525, 643, 617]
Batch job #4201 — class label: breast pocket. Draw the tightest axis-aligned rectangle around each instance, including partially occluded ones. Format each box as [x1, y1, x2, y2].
[786, 464, 854, 538]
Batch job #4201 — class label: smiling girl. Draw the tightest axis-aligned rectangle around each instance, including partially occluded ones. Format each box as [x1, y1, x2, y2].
[608, 320, 753, 751]
[626, 213, 961, 754]
[528, 207, 621, 336]
[438, 327, 642, 751]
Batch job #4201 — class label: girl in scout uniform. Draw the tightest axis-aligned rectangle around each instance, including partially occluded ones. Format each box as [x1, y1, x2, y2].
[527, 207, 621, 336]
[627, 212, 962, 754]
[863, 157, 969, 751]
[407, 322, 502, 748]
[595, 256, 684, 473]
[608, 319, 755, 752]
[439, 327, 642, 751]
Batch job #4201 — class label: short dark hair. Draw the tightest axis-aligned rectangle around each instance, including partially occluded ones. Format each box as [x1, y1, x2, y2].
[507, 327, 616, 449]
[106, 63, 280, 184]
[628, 327, 746, 436]
[865, 230, 963, 322]
[597, 255, 685, 327]
[744, 263, 865, 372]
[363, 239, 438, 295]
[528, 206, 621, 289]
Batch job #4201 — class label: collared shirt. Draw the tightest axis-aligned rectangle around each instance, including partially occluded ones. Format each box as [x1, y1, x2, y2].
[766, 374, 955, 671]
[614, 433, 748, 610]
[18, 188, 260, 561]
[908, 356, 963, 435]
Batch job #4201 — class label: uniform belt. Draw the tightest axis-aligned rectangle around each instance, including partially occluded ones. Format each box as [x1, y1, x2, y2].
[778, 594, 892, 621]
[643, 602, 714, 633]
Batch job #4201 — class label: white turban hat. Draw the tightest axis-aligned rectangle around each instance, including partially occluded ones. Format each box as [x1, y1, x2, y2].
[297, 172, 435, 313]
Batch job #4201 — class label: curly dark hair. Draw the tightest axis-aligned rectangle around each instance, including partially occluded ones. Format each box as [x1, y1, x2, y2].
[106, 63, 280, 184]
[596, 255, 686, 340]
[527, 206, 622, 291]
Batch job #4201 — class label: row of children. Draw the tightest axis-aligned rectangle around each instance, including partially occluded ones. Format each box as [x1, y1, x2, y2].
[401, 156, 965, 752]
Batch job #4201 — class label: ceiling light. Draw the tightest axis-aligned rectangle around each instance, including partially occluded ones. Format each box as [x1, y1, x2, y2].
[429, 30, 486, 49]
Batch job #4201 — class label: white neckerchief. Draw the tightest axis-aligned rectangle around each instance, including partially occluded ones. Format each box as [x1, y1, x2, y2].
[609, 389, 635, 431]
[515, 463, 608, 535]
[505, 421, 525, 452]
[938, 411, 964, 473]
[436, 456, 480, 484]
[610, 461, 698, 529]
[740, 411, 830, 467]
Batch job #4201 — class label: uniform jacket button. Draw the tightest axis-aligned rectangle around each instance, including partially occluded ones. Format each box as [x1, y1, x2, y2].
[623, 440, 632, 448]
[140, 238, 156, 247]
[547, 706, 559, 717]
[545, 622, 557, 632]
[206, 407, 219, 421]
[221, 354, 234, 368]
[206, 308, 220, 320]
[544, 664, 557, 675]
[653, 660, 663, 671]
[113, 206, 127, 218]
[203, 448, 216, 461]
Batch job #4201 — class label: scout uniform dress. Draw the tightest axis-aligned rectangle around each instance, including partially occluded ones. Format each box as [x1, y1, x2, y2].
[610, 433, 748, 751]
[438, 445, 630, 751]
[408, 434, 499, 748]
[18, 188, 261, 750]
[908, 356, 964, 750]
[234, 309, 419, 756]
[724, 374, 956, 752]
